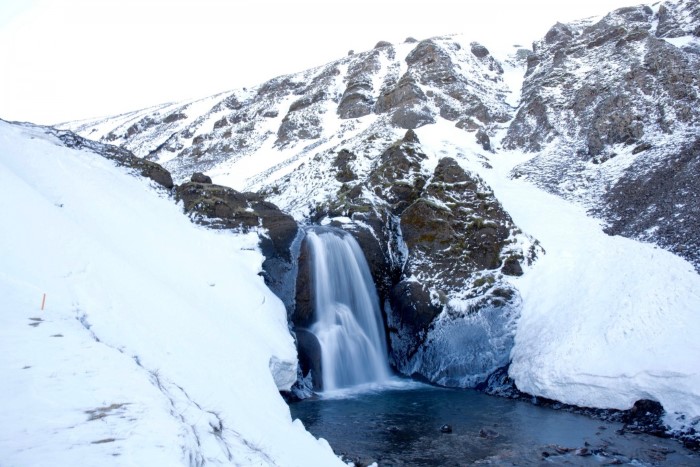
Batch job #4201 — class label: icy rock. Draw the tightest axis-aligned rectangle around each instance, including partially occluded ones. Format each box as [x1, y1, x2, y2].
[269, 356, 298, 391]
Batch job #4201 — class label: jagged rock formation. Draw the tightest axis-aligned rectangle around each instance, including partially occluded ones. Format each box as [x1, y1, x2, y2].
[504, 0, 700, 271]
[61, 0, 700, 392]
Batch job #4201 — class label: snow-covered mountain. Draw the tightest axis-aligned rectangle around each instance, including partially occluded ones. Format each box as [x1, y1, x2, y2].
[0, 120, 343, 466]
[38, 0, 700, 451]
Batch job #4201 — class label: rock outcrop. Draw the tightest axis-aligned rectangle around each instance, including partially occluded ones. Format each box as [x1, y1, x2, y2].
[503, 1, 700, 271]
[293, 130, 536, 388]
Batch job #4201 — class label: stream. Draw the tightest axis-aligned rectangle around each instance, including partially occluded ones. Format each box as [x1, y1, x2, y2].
[290, 383, 698, 466]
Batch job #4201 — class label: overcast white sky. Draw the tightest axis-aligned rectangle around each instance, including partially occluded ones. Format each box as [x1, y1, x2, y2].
[0, 0, 641, 125]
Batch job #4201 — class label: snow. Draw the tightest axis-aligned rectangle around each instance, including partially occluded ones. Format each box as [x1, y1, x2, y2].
[0, 120, 343, 466]
[417, 120, 700, 431]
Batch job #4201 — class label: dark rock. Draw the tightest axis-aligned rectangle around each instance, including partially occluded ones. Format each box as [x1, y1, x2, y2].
[337, 81, 374, 119]
[191, 172, 212, 184]
[475, 129, 491, 151]
[140, 163, 174, 189]
[601, 137, 700, 272]
[621, 399, 667, 436]
[657, 1, 700, 38]
[213, 116, 229, 130]
[295, 329, 323, 391]
[293, 239, 313, 327]
[403, 129, 420, 144]
[404, 37, 418, 43]
[334, 149, 357, 182]
[470, 43, 490, 58]
[175, 182, 299, 308]
[374, 40, 392, 48]
[455, 118, 482, 131]
[404, 39, 508, 125]
[390, 106, 435, 129]
[544, 22, 574, 45]
[586, 94, 644, 156]
[51, 129, 174, 189]
[252, 199, 299, 261]
[276, 111, 322, 144]
[478, 428, 499, 439]
[475, 366, 522, 398]
[162, 112, 187, 123]
[440, 424, 452, 433]
[501, 256, 523, 276]
[366, 141, 426, 212]
[375, 74, 427, 114]
[632, 142, 652, 154]
[390, 280, 443, 339]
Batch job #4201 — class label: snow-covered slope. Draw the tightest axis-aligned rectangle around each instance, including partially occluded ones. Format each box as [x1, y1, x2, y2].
[60, 35, 512, 217]
[0, 120, 342, 466]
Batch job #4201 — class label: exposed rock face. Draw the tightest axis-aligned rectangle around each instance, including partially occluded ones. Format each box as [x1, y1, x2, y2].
[503, 0, 700, 271]
[294, 329, 322, 391]
[191, 172, 212, 184]
[599, 137, 700, 269]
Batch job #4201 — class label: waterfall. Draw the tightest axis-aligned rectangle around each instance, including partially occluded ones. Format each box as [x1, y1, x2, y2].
[306, 227, 390, 390]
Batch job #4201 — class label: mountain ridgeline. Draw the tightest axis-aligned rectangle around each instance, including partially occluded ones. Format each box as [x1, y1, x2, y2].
[63, 0, 699, 399]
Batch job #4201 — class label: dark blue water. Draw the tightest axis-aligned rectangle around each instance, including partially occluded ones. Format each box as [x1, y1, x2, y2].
[289, 384, 698, 466]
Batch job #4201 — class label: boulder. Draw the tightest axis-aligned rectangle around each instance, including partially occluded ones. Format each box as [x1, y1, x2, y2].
[470, 42, 490, 58]
[334, 149, 358, 182]
[475, 129, 491, 151]
[191, 172, 212, 184]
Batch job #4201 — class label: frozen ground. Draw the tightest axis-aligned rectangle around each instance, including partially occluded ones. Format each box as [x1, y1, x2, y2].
[0, 120, 343, 466]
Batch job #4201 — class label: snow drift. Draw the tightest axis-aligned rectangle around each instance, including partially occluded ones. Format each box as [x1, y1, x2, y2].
[0, 120, 342, 466]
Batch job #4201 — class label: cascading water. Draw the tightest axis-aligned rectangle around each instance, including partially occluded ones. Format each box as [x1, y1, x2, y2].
[306, 227, 390, 390]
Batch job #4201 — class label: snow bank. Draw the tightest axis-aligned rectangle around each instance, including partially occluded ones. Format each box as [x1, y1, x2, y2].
[485, 149, 700, 431]
[0, 121, 342, 466]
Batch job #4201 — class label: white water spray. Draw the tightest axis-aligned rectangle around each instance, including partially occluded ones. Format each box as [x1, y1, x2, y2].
[306, 227, 390, 390]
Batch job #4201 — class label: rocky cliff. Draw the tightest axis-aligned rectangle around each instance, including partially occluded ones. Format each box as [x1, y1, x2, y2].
[504, 0, 700, 269]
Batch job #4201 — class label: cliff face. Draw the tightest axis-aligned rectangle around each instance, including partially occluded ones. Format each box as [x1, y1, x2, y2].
[503, 0, 700, 270]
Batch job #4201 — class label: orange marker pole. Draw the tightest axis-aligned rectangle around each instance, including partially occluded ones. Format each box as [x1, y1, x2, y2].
[41, 293, 46, 311]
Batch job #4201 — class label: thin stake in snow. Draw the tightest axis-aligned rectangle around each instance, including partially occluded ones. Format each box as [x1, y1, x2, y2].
[41, 293, 46, 311]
